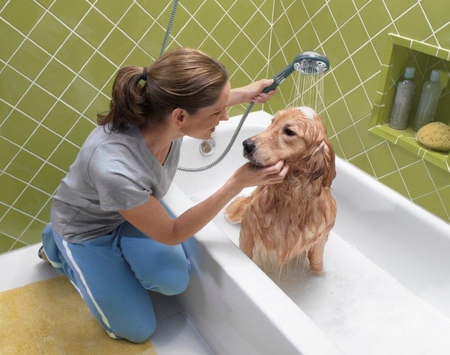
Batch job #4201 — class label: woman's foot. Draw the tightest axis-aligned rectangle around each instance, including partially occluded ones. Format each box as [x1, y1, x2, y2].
[38, 246, 48, 261]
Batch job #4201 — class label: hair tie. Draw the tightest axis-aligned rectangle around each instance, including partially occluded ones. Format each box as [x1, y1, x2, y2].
[141, 66, 147, 81]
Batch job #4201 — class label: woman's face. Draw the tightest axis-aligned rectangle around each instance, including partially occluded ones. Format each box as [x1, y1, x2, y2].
[182, 81, 231, 140]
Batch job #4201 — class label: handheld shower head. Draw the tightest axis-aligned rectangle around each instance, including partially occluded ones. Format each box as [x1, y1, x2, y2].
[262, 51, 330, 93]
[294, 51, 330, 75]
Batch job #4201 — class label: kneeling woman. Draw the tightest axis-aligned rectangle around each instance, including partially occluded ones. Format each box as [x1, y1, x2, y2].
[40, 48, 288, 343]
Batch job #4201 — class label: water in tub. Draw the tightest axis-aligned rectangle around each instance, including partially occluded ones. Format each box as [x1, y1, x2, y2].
[175, 112, 450, 355]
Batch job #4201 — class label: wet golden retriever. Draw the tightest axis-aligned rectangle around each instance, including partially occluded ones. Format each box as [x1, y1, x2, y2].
[225, 107, 336, 275]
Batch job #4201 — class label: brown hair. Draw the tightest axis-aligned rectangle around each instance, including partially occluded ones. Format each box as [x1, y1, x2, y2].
[97, 48, 229, 130]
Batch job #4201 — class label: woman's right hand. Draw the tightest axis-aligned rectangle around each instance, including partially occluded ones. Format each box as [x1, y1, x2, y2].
[230, 160, 289, 190]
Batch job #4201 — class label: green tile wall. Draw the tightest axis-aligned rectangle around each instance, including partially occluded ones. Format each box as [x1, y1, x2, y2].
[0, 0, 449, 254]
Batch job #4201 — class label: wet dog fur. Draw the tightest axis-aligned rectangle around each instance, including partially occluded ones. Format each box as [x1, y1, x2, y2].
[225, 107, 336, 275]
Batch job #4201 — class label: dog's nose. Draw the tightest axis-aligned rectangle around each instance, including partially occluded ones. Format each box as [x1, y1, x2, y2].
[243, 139, 256, 154]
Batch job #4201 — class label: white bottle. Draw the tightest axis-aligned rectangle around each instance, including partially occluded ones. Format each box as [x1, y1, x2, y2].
[412, 70, 443, 131]
[389, 67, 416, 130]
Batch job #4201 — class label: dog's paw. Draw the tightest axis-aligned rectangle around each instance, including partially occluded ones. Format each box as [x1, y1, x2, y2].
[224, 196, 249, 224]
[224, 211, 242, 224]
[310, 269, 323, 277]
[309, 262, 324, 276]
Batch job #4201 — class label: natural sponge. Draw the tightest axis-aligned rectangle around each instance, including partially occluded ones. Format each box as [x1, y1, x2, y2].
[416, 122, 450, 152]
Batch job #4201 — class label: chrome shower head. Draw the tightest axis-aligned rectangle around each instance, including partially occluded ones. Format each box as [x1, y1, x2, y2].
[262, 51, 330, 93]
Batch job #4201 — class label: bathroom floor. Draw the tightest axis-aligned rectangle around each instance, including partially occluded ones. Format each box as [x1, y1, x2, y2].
[0, 244, 212, 355]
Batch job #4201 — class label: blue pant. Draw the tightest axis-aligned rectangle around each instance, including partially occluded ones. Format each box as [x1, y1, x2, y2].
[41, 222, 191, 343]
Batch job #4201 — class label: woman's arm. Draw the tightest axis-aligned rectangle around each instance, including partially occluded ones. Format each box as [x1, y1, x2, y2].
[228, 79, 275, 106]
[119, 160, 288, 245]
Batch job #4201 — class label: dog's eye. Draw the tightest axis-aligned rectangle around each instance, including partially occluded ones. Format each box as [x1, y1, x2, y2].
[283, 127, 296, 136]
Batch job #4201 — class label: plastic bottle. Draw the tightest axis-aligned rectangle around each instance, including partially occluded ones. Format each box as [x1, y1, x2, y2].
[412, 70, 443, 131]
[389, 67, 416, 130]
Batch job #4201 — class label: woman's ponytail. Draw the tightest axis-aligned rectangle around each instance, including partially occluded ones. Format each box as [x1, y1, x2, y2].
[97, 66, 148, 130]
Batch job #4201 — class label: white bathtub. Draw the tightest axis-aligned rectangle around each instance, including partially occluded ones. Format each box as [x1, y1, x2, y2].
[162, 111, 450, 355]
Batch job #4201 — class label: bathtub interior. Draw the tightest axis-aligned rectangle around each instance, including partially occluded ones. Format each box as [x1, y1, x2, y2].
[167, 111, 450, 354]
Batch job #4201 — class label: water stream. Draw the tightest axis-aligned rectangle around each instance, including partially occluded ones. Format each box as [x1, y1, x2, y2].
[289, 71, 326, 114]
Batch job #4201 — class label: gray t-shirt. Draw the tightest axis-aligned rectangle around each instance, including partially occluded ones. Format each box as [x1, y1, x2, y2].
[50, 124, 181, 243]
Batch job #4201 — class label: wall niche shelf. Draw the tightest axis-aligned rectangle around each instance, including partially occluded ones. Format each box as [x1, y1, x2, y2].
[370, 34, 450, 172]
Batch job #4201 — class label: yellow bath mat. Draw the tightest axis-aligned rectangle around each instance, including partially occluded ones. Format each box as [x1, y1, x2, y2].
[0, 276, 157, 355]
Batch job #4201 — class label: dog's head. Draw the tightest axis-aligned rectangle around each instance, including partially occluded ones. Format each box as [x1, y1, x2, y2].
[243, 106, 335, 186]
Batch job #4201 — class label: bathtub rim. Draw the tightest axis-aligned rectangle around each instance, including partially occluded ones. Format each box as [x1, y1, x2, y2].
[162, 182, 344, 354]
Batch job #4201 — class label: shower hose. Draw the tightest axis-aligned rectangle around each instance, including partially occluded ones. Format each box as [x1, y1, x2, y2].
[160, 0, 258, 172]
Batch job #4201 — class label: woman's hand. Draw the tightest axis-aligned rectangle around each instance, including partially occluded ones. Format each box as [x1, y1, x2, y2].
[230, 160, 289, 191]
[228, 79, 276, 106]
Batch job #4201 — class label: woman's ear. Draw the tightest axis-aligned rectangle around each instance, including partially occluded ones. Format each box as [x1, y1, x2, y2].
[171, 108, 186, 128]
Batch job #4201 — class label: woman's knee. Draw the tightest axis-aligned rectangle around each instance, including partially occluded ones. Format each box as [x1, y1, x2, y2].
[120, 323, 156, 343]
[144, 260, 191, 295]
[114, 320, 156, 344]
[160, 269, 190, 295]
[105, 301, 157, 343]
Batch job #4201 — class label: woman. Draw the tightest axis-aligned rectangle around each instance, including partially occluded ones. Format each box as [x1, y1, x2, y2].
[40, 48, 288, 343]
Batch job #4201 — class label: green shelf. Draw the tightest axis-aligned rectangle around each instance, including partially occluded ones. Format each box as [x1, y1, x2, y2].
[370, 124, 449, 170]
[370, 34, 450, 172]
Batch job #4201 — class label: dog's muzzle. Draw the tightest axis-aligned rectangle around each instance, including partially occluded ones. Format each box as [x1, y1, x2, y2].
[243, 138, 258, 163]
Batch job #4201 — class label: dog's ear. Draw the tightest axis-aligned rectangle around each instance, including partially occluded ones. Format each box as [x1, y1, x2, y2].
[308, 138, 336, 188]
[321, 138, 336, 188]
